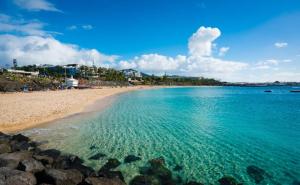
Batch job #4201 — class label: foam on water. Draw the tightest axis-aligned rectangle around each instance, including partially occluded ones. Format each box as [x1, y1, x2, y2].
[25, 87, 300, 184]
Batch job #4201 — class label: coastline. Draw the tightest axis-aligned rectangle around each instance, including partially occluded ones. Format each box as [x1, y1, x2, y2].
[0, 86, 155, 133]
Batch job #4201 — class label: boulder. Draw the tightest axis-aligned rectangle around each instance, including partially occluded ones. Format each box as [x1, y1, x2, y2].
[33, 154, 54, 166]
[0, 143, 12, 154]
[0, 132, 11, 143]
[18, 158, 45, 173]
[89, 152, 106, 160]
[185, 181, 204, 185]
[0, 167, 36, 185]
[85, 177, 126, 185]
[39, 149, 61, 159]
[45, 168, 83, 185]
[124, 155, 141, 163]
[129, 175, 161, 185]
[141, 157, 174, 185]
[98, 170, 125, 182]
[10, 140, 31, 151]
[218, 176, 239, 185]
[100, 158, 121, 171]
[53, 154, 94, 177]
[12, 134, 30, 142]
[173, 165, 183, 171]
[0, 151, 32, 169]
[246, 165, 266, 184]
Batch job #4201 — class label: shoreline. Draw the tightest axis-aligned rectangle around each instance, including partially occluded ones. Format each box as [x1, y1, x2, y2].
[0, 86, 156, 133]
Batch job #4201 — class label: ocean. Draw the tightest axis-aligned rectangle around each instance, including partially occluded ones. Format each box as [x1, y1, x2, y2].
[24, 86, 300, 184]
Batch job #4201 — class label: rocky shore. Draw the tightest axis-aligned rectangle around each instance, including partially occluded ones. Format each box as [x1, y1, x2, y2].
[0, 132, 271, 185]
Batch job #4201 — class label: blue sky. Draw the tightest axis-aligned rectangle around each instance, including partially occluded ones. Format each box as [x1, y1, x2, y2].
[0, 0, 300, 82]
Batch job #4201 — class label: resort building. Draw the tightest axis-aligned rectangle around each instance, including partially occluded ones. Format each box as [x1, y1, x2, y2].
[6, 69, 39, 76]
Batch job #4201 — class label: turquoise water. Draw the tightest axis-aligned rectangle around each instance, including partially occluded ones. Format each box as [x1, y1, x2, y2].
[25, 87, 300, 184]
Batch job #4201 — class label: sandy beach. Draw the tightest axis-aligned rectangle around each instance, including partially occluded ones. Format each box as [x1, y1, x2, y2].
[0, 86, 153, 133]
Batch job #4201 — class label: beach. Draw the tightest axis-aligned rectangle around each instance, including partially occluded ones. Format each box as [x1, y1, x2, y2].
[0, 86, 152, 133]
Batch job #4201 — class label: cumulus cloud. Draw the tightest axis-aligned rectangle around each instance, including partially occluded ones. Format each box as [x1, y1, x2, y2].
[118, 26, 247, 80]
[0, 34, 118, 67]
[218, 47, 230, 56]
[188, 26, 221, 57]
[13, 0, 62, 12]
[274, 42, 288, 48]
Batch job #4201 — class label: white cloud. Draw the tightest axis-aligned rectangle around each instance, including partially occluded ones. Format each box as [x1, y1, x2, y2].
[67, 25, 77, 30]
[188, 26, 221, 57]
[82, 25, 93, 30]
[0, 34, 118, 67]
[254, 59, 279, 69]
[218, 47, 230, 56]
[274, 42, 288, 48]
[0, 15, 57, 37]
[118, 26, 247, 80]
[282, 59, 292, 63]
[13, 0, 62, 12]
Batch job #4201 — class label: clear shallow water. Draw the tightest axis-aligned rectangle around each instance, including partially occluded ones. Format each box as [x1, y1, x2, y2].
[25, 87, 300, 184]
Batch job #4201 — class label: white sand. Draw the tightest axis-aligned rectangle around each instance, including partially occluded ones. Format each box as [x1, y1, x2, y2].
[0, 86, 153, 133]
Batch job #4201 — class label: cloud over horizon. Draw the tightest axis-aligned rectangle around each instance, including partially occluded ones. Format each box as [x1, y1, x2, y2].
[118, 26, 248, 80]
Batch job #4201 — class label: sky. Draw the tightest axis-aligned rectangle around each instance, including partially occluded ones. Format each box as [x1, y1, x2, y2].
[0, 0, 300, 82]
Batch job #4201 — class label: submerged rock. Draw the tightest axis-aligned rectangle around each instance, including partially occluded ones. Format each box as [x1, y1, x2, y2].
[185, 181, 204, 185]
[10, 140, 31, 151]
[0, 167, 37, 185]
[173, 165, 183, 171]
[100, 158, 121, 171]
[129, 175, 160, 185]
[246, 165, 266, 184]
[89, 152, 106, 160]
[124, 155, 141, 163]
[218, 176, 239, 185]
[141, 157, 174, 185]
[98, 170, 125, 182]
[45, 168, 83, 185]
[85, 177, 125, 185]
[18, 158, 45, 173]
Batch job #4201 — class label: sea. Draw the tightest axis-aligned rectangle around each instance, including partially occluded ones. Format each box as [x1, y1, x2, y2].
[24, 86, 300, 184]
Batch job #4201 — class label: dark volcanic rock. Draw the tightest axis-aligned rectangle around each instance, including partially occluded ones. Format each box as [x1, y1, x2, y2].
[0, 132, 11, 142]
[0, 167, 37, 185]
[142, 157, 174, 185]
[33, 154, 54, 166]
[0, 151, 32, 168]
[148, 157, 165, 166]
[100, 158, 121, 171]
[173, 165, 183, 171]
[218, 176, 239, 185]
[185, 181, 204, 185]
[53, 154, 94, 177]
[12, 134, 30, 142]
[45, 168, 83, 185]
[98, 170, 125, 182]
[89, 152, 106, 160]
[39, 149, 61, 159]
[0, 142, 12, 154]
[124, 155, 141, 163]
[85, 177, 126, 185]
[129, 175, 160, 185]
[10, 140, 31, 151]
[246, 165, 266, 184]
[18, 158, 45, 173]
